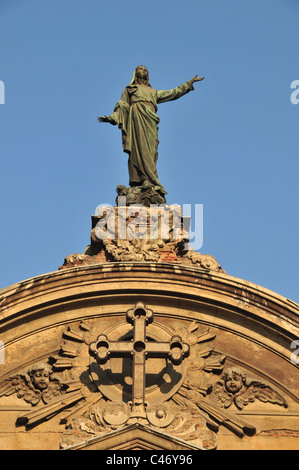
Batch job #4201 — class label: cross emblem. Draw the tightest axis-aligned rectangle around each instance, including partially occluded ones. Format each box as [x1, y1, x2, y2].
[89, 302, 189, 413]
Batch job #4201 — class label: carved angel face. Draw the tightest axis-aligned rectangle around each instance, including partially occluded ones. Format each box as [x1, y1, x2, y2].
[224, 372, 244, 394]
[31, 369, 50, 391]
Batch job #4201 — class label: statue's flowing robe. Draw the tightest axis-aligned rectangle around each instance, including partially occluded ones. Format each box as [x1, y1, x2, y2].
[109, 81, 194, 194]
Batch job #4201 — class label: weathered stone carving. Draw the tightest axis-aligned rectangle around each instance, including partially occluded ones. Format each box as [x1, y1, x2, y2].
[0, 361, 84, 428]
[58, 310, 260, 448]
[60, 399, 217, 450]
[0, 362, 67, 406]
[210, 367, 288, 410]
[116, 181, 166, 207]
[89, 302, 190, 420]
[0, 303, 288, 449]
[59, 205, 224, 272]
[56, 304, 258, 448]
[102, 238, 163, 262]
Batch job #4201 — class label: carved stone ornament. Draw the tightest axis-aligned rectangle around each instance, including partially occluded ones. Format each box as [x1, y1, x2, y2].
[210, 367, 288, 410]
[0, 362, 71, 406]
[0, 302, 288, 449]
[115, 181, 167, 207]
[0, 362, 84, 428]
[59, 205, 224, 272]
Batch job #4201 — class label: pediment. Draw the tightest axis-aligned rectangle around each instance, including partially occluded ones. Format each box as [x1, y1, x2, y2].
[0, 294, 297, 450]
[63, 423, 206, 450]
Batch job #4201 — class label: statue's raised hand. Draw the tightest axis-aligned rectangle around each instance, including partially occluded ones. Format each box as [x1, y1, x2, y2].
[98, 115, 117, 125]
[98, 115, 111, 123]
[190, 75, 205, 85]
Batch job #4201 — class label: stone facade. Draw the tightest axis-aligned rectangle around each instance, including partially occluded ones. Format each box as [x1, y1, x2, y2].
[0, 206, 298, 450]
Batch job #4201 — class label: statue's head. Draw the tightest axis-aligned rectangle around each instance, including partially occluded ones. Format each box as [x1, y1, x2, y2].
[135, 65, 149, 80]
[28, 362, 52, 391]
[131, 65, 150, 86]
[222, 367, 246, 394]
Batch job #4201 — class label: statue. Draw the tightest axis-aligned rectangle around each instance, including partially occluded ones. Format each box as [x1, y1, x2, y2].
[98, 65, 204, 199]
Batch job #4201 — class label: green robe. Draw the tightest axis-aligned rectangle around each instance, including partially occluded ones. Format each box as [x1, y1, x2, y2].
[109, 80, 194, 195]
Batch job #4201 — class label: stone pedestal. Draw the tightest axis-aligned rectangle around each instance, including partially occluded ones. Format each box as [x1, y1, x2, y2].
[59, 204, 223, 271]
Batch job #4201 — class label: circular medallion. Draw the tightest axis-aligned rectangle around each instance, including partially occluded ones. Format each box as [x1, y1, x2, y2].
[146, 402, 175, 427]
[89, 321, 188, 405]
[102, 401, 131, 426]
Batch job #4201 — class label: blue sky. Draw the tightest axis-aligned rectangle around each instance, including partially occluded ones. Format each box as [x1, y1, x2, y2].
[0, 0, 298, 303]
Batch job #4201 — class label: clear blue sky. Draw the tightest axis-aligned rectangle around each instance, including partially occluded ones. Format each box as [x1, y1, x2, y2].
[0, 0, 298, 303]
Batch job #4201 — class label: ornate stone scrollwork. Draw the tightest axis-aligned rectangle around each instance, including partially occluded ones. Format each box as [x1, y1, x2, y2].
[59, 205, 225, 272]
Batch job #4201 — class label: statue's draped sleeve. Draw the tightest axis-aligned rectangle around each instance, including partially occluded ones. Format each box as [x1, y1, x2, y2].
[108, 88, 131, 151]
[156, 80, 194, 104]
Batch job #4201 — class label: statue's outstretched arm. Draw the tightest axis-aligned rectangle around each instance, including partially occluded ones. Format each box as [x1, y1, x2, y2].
[98, 88, 130, 126]
[97, 115, 116, 125]
[157, 75, 205, 104]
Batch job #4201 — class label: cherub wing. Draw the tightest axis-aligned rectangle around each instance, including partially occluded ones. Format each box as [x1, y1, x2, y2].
[0, 374, 29, 397]
[209, 381, 233, 408]
[0, 374, 41, 405]
[235, 381, 288, 409]
[181, 389, 256, 437]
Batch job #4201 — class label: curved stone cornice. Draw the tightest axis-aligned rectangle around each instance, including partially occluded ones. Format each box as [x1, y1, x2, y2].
[0, 263, 298, 353]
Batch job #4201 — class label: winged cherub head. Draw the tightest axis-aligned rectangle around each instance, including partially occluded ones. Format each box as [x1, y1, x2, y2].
[222, 367, 246, 395]
[27, 363, 52, 391]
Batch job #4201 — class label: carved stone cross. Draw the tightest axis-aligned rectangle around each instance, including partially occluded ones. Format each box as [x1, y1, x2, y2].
[89, 302, 190, 410]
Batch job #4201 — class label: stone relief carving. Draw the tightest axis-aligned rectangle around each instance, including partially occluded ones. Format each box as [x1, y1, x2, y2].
[0, 362, 69, 406]
[210, 366, 288, 410]
[102, 237, 163, 262]
[115, 181, 166, 207]
[59, 205, 225, 272]
[0, 303, 288, 449]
